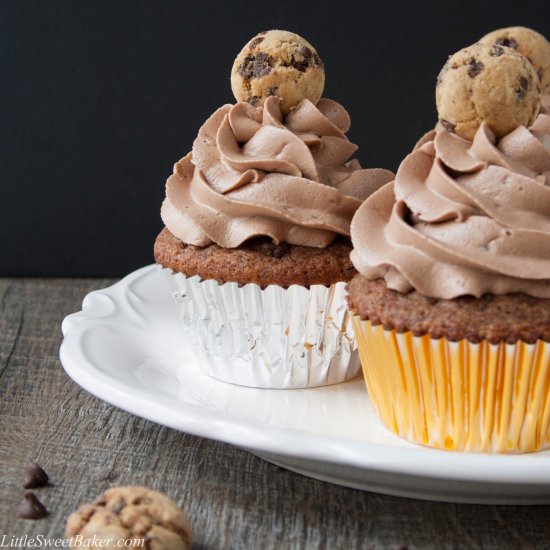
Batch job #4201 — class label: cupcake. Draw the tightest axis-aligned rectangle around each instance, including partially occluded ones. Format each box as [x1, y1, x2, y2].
[348, 41, 550, 453]
[154, 30, 393, 389]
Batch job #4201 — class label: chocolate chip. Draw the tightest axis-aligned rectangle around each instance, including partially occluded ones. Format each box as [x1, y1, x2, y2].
[313, 52, 324, 68]
[238, 52, 272, 80]
[22, 462, 49, 489]
[440, 119, 456, 133]
[490, 45, 505, 57]
[516, 76, 529, 99]
[18, 492, 49, 519]
[291, 47, 313, 72]
[248, 36, 264, 49]
[267, 86, 278, 96]
[111, 498, 126, 514]
[496, 37, 519, 49]
[467, 58, 484, 78]
[247, 96, 261, 105]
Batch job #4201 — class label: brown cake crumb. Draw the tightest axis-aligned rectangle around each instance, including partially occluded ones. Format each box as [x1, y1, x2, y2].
[347, 275, 550, 344]
[154, 228, 356, 288]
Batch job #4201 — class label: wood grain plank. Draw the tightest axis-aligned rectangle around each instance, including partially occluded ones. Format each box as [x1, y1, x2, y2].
[0, 278, 549, 549]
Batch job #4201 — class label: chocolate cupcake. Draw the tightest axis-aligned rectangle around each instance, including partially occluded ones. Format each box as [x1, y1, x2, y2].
[348, 41, 550, 453]
[155, 30, 393, 389]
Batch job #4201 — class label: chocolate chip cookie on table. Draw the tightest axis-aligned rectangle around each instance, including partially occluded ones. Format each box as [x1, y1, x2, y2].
[66, 486, 191, 549]
[154, 30, 394, 389]
[347, 42, 550, 454]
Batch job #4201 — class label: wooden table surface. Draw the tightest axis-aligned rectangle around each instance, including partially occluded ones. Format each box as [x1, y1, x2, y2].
[1, 277, 549, 549]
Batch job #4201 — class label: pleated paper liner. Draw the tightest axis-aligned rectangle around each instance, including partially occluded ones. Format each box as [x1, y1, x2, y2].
[161, 269, 361, 389]
[352, 316, 550, 453]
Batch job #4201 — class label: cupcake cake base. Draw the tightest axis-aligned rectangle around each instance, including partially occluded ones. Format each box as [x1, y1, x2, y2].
[348, 277, 550, 454]
[155, 229, 360, 389]
[154, 227, 356, 288]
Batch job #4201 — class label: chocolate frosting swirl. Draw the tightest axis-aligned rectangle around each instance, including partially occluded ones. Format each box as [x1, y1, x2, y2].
[351, 113, 550, 299]
[162, 97, 393, 248]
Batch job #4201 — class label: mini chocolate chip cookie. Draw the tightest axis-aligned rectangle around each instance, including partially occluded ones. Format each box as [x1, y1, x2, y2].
[231, 29, 325, 115]
[479, 26, 550, 93]
[436, 43, 541, 140]
[66, 486, 191, 549]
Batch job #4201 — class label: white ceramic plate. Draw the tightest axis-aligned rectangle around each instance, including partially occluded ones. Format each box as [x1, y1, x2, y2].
[60, 265, 550, 504]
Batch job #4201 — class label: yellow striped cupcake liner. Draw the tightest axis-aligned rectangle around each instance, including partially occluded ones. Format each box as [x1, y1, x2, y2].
[352, 316, 550, 454]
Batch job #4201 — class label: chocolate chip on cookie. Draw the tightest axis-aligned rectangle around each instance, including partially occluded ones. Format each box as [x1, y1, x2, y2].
[66, 486, 191, 549]
[439, 119, 456, 133]
[479, 27, 550, 93]
[467, 57, 485, 78]
[231, 30, 325, 115]
[436, 43, 541, 140]
[238, 51, 272, 79]
[489, 45, 505, 57]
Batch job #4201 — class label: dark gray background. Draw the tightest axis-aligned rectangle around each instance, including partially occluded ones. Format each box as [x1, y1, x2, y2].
[2, 0, 549, 276]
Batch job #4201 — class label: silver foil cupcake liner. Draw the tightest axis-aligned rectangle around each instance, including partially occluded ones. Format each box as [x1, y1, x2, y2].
[161, 269, 360, 389]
